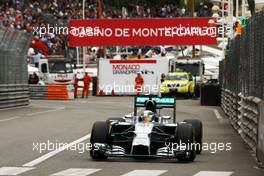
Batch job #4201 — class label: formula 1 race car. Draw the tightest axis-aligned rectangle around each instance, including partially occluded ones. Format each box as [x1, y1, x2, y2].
[90, 96, 203, 162]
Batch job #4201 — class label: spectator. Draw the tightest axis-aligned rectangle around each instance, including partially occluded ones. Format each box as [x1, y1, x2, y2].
[27, 47, 35, 63]
[84, 48, 93, 64]
[28, 72, 39, 84]
[145, 49, 153, 58]
[32, 51, 44, 68]
[0, 0, 201, 59]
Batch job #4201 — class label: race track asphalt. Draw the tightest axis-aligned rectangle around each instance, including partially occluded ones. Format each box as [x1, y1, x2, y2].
[0, 97, 263, 176]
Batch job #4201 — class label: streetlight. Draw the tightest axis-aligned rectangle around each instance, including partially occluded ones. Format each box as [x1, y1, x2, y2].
[190, 0, 196, 58]
[82, 0, 86, 74]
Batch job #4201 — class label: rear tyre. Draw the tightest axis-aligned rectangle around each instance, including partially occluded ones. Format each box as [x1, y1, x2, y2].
[184, 92, 190, 99]
[176, 123, 196, 162]
[90, 121, 109, 159]
[189, 91, 194, 99]
[183, 119, 203, 154]
[194, 84, 200, 98]
[161, 93, 166, 97]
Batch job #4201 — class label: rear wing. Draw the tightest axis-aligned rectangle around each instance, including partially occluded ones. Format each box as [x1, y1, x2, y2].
[134, 96, 176, 123]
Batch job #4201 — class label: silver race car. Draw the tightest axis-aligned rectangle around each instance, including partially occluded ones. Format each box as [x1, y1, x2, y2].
[90, 96, 203, 162]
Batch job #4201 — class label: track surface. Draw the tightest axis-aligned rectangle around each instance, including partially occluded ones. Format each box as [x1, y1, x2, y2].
[0, 97, 263, 176]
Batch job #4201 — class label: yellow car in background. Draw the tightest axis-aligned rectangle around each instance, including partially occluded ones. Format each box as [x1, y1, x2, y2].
[160, 72, 195, 98]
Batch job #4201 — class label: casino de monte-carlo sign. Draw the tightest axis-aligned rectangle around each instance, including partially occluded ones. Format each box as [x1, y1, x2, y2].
[68, 18, 217, 46]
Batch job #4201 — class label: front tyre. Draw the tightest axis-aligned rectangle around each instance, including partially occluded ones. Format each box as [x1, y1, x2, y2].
[176, 123, 196, 162]
[183, 119, 203, 154]
[90, 121, 110, 159]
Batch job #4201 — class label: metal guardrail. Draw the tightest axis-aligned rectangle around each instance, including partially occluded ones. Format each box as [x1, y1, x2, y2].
[238, 94, 261, 153]
[221, 88, 264, 164]
[257, 102, 264, 165]
[221, 89, 240, 130]
[0, 84, 29, 109]
[220, 11, 264, 165]
[29, 85, 48, 100]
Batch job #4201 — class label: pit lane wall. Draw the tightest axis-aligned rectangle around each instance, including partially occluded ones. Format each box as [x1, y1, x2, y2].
[220, 11, 264, 164]
[0, 28, 31, 109]
[98, 58, 169, 95]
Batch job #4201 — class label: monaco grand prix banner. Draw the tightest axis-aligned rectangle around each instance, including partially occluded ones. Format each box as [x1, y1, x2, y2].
[68, 18, 217, 46]
[98, 59, 169, 95]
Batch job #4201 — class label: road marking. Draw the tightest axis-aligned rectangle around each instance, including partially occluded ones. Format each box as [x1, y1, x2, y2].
[0, 116, 21, 123]
[194, 171, 233, 176]
[26, 107, 65, 116]
[0, 107, 65, 123]
[23, 133, 91, 167]
[121, 170, 167, 176]
[50, 168, 101, 176]
[214, 109, 223, 120]
[0, 167, 34, 175]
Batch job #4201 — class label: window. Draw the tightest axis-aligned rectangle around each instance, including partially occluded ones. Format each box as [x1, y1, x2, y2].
[41, 63, 48, 73]
[166, 74, 188, 80]
[48, 62, 73, 74]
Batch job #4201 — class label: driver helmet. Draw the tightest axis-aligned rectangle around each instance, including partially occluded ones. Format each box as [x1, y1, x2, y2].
[141, 110, 155, 123]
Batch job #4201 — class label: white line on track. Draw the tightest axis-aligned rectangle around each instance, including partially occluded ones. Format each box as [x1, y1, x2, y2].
[193, 171, 233, 176]
[22, 133, 91, 167]
[214, 109, 223, 120]
[0, 166, 35, 175]
[0, 116, 21, 123]
[26, 107, 65, 116]
[0, 107, 65, 123]
[121, 170, 167, 176]
[50, 168, 101, 176]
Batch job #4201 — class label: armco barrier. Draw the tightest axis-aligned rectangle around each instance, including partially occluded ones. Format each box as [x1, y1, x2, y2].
[257, 102, 264, 164]
[221, 89, 240, 131]
[0, 84, 29, 109]
[238, 94, 261, 152]
[29, 85, 48, 100]
[221, 88, 263, 161]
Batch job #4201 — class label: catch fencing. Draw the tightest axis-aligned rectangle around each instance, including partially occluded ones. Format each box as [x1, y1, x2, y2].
[220, 11, 264, 98]
[219, 11, 264, 164]
[0, 28, 32, 108]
